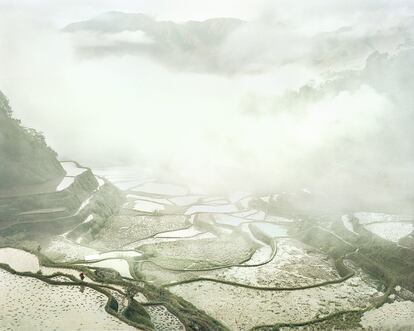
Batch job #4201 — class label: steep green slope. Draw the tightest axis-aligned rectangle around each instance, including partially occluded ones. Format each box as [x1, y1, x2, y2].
[0, 91, 65, 191]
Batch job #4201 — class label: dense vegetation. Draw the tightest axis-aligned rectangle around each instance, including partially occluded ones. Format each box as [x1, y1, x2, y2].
[0, 91, 65, 190]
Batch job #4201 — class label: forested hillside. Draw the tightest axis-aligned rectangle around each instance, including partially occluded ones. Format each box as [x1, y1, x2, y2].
[0, 91, 64, 190]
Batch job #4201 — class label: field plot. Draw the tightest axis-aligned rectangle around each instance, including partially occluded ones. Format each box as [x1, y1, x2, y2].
[41, 265, 90, 279]
[144, 305, 185, 331]
[360, 301, 414, 329]
[0, 247, 39, 272]
[131, 231, 216, 251]
[124, 195, 187, 215]
[55, 161, 88, 191]
[89, 214, 189, 249]
[131, 182, 189, 196]
[141, 238, 339, 287]
[127, 194, 174, 206]
[168, 195, 203, 206]
[207, 238, 339, 287]
[61, 161, 88, 177]
[350, 212, 414, 243]
[0, 247, 97, 285]
[364, 222, 413, 242]
[0, 269, 135, 331]
[85, 250, 142, 260]
[354, 212, 413, 224]
[44, 236, 99, 262]
[341, 215, 358, 235]
[93, 166, 153, 190]
[155, 227, 203, 238]
[4, 165, 409, 331]
[78, 258, 133, 278]
[131, 200, 166, 213]
[139, 245, 270, 284]
[185, 204, 240, 215]
[250, 222, 289, 237]
[139, 232, 256, 270]
[170, 276, 381, 330]
[214, 214, 247, 226]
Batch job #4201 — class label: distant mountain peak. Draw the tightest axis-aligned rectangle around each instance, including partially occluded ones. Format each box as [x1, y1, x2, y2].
[63, 11, 246, 73]
[63, 11, 245, 34]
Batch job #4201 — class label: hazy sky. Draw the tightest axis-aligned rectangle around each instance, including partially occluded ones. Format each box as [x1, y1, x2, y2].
[2, 0, 413, 27]
[0, 0, 268, 25]
[1, 1, 414, 207]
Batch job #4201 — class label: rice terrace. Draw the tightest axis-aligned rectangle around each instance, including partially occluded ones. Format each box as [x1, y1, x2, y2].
[1, 1, 414, 330]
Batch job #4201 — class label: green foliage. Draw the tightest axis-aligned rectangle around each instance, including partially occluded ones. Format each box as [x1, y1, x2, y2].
[0, 90, 12, 117]
[108, 296, 119, 312]
[0, 90, 64, 189]
[123, 300, 154, 329]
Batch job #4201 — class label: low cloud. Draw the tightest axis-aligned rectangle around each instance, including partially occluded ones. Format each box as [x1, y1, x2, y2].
[1, 2, 414, 212]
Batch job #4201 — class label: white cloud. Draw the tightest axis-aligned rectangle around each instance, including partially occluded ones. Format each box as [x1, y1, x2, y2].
[0, 2, 414, 211]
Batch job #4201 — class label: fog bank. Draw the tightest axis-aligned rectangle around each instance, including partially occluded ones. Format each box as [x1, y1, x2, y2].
[1, 1, 414, 211]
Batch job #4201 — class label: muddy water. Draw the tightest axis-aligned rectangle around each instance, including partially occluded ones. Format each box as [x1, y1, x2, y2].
[0, 247, 39, 272]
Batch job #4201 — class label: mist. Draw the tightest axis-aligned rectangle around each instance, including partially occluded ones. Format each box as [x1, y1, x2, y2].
[1, 0, 414, 211]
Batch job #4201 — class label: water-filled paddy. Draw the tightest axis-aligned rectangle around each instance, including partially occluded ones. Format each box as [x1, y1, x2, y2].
[214, 214, 247, 226]
[185, 204, 239, 215]
[85, 250, 142, 261]
[251, 222, 289, 237]
[61, 161, 88, 177]
[155, 227, 202, 238]
[0, 269, 135, 331]
[144, 305, 185, 331]
[92, 166, 153, 190]
[365, 222, 413, 242]
[56, 177, 75, 191]
[168, 195, 203, 206]
[140, 233, 256, 270]
[127, 194, 173, 206]
[132, 182, 188, 196]
[0, 247, 39, 272]
[170, 275, 380, 330]
[354, 212, 413, 224]
[133, 199, 166, 213]
[89, 214, 188, 250]
[3, 168, 411, 331]
[45, 237, 98, 262]
[360, 301, 414, 329]
[79, 258, 133, 278]
[142, 238, 340, 287]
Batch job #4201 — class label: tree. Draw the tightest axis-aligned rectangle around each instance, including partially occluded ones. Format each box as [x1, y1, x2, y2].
[0, 91, 13, 117]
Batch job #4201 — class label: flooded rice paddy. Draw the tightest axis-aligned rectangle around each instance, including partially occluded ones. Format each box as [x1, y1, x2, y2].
[170, 276, 380, 330]
[0, 247, 39, 272]
[1, 171, 413, 330]
[0, 269, 135, 331]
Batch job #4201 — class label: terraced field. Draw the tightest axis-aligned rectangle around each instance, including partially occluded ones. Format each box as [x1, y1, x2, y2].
[1, 166, 413, 330]
[0, 269, 135, 331]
